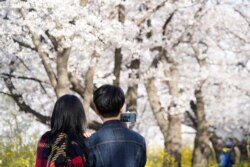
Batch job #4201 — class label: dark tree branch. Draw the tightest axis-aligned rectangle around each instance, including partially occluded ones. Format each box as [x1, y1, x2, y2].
[234, 8, 250, 26]
[13, 38, 36, 51]
[16, 56, 31, 71]
[137, 1, 166, 26]
[1, 73, 49, 93]
[1, 73, 48, 84]
[171, 25, 192, 49]
[198, 40, 208, 54]
[0, 91, 12, 96]
[150, 46, 171, 67]
[234, 85, 250, 98]
[224, 28, 247, 43]
[185, 101, 198, 129]
[45, 30, 58, 51]
[170, 5, 209, 50]
[190, 100, 197, 114]
[2, 75, 50, 125]
[162, 10, 176, 36]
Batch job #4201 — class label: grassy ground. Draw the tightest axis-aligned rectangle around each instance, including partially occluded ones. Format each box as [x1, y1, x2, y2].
[0, 142, 249, 167]
[146, 146, 249, 167]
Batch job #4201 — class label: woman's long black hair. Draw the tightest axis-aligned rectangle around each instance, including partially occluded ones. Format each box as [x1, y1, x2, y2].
[50, 94, 87, 141]
[41, 94, 88, 166]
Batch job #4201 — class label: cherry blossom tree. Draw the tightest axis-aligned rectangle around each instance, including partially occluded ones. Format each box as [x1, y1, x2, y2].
[0, 0, 250, 166]
[135, 0, 250, 166]
[0, 0, 139, 127]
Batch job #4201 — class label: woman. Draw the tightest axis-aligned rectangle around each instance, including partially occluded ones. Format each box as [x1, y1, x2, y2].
[36, 94, 88, 167]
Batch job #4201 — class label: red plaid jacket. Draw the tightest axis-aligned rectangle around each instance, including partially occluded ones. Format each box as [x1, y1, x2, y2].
[36, 132, 87, 167]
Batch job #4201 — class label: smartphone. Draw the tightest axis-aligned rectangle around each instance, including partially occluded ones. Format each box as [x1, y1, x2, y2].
[120, 112, 137, 123]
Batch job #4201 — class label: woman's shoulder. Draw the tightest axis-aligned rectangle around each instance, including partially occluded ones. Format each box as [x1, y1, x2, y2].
[37, 131, 52, 148]
[39, 131, 51, 141]
[66, 136, 88, 166]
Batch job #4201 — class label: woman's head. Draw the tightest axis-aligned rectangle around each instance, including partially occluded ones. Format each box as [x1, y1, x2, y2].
[51, 94, 86, 135]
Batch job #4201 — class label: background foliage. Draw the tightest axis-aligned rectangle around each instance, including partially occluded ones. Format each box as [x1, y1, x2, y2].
[0, 139, 249, 167]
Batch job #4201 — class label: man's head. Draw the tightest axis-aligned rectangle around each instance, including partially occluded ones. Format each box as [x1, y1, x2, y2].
[225, 140, 233, 148]
[93, 84, 125, 118]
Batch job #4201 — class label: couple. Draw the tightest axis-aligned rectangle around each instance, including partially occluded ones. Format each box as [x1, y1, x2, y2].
[35, 84, 147, 167]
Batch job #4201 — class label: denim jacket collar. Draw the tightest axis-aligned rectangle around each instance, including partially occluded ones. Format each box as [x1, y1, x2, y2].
[102, 120, 122, 128]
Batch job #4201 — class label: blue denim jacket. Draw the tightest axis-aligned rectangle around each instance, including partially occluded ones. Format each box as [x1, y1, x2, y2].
[218, 148, 234, 167]
[85, 120, 146, 167]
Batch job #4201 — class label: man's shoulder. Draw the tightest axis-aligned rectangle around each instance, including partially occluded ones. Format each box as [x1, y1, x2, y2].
[84, 130, 98, 142]
[85, 126, 145, 147]
[124, 127, 145, 142]
[84, 128, 107, 146]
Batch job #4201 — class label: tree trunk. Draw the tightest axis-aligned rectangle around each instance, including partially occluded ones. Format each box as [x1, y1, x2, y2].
[145, 78, 169, 158]
[186, 102, 218, 165]
[55, 48, 71, 97]
[238, 140, 248, 162]
[165, 60, 182, 167]
[150, 46, 182, 166]
[80, 0, 88, 7]
[125, 86, 137, 112]
[113, 48, 122, 86]
[145, 78, 169, 134]
[113, 4, 125, 86]
[126, 58, 140, 112]
[164, 114, 182, 167]
[209, 132, 222, 162]
[192, 88, 212, 167]
[83, 51, 100, 119]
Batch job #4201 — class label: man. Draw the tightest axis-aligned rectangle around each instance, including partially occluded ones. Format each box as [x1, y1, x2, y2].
[218, 140, 235, 167]
[85, 84, 146, 167]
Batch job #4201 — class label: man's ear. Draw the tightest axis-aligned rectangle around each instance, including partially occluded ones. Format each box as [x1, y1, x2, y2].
[95, 110, 104, 120]
[120, 104, 126, 114]
[95, 110, 101, 116]
[94, 104, 100, 115]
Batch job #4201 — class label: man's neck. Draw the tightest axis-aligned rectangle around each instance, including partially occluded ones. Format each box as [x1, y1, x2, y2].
[102, 116, 120, 122]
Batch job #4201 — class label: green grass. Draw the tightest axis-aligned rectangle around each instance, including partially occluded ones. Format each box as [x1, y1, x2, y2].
[0, 142, 36, 167]
[146, 146, 249, 167]
[0, 142, 248, 167]
[146, 146, 193, 167]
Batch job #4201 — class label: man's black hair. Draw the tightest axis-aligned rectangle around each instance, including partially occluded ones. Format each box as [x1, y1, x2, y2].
[93, 84, 125, 118]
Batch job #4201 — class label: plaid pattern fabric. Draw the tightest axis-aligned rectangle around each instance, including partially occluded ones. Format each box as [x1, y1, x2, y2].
[36, 132, 86, 167]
